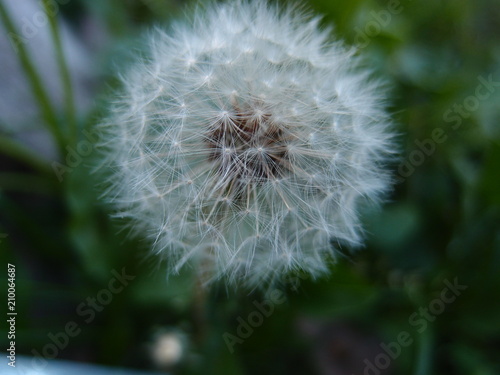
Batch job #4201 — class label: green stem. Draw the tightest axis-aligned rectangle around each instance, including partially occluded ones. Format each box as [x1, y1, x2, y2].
[414, 327, 434, 375]
[0, 2, 65, 154]
[42, 0, 78, 146]
[192, 272, 208, 346]
[0, 135, 53, 177]
[0, 172, 55, 194]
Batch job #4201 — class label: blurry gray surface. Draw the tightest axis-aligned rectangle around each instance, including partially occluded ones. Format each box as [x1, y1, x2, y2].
[10, 355, 167, 375]
[0, 0, 95, 159]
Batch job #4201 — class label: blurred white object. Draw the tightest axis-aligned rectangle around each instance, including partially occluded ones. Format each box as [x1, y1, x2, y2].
[151, 332, 184, 368]
[13, 355, 167, 375]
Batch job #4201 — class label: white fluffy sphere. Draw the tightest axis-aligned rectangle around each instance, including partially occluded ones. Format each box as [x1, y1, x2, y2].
[100, 1, 394, 288]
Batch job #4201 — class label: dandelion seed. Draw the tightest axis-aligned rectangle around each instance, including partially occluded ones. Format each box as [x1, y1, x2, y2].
[99, 0, 395, 288]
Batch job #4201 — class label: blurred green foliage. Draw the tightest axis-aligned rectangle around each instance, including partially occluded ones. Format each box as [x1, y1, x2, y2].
[0, 0, 499, 374]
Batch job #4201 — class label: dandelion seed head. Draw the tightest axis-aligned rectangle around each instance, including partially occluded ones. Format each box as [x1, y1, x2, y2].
[100, 0, 395, 288]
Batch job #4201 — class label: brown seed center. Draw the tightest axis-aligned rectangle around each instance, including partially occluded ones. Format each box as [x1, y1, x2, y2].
[206, 105, 291, 189]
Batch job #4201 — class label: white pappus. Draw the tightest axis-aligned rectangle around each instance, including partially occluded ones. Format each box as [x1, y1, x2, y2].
[99, 0, 395, 288]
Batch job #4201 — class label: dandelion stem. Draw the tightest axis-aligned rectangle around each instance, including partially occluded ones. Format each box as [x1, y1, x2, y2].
[414, 328, 434, 375]
[192, 270, 209, 346]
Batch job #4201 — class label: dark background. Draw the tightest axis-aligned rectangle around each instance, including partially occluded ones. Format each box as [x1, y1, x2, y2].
[1, 0, 499, 374]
